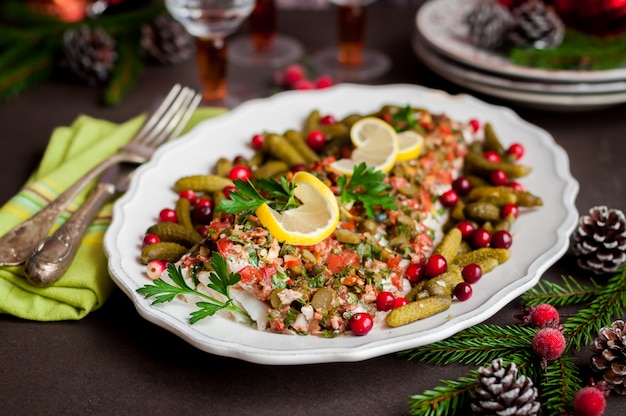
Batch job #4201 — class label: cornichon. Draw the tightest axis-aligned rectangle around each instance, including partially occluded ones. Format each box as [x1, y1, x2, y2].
[464, 152, 532, 179]
[283, 129, 319, 163]
[141, 242, 189, 264]
[175, 197, 195, 232]
[433, 227, 462, 264]
[386, 295, 452, 327]
[453, 247, 511, 267]
[266, 133, 307, 166]
[483, 122, 505, 154]
[174, 175, 234, 193]
[464, 201, 501, 222]
[147, 222, 203, 247]
[252, 159, 289, 179]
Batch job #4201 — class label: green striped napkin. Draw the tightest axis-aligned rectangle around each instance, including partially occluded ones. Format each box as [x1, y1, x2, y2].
[0, 107, 225, 321]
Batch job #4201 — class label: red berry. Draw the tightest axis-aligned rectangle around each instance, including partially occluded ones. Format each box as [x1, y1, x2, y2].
[483, 150, 501, 163]
[178, 189, 197, 204]
[315, 75, 333, 89]
[196, 197, 213, 208]
[528, 304, 560, 328]
[250, 133, 265, 150]
[158, 208, 177, 223]
[193, 201, 213, 224]
[425, 254, 447, 278]
[283, 64, 305, 86]
[572, 384, 607, 416]
[439, 189, 459, 207]
[306, 130, 326, 152]
[290, 163, 307, 173]
[506, 181, 524, 191]
[294, 79, 316, 90]
[454, 282, 473, 301]
[490, 169, 508, 186]
[469, 118, 480, 133]
[393, 297, 409, 309]
[223, 185, 237, 198]
[349, 312, 374, 336]
[452, 176, 472, 196]
[456, 221, 476, 239]
[196, 225, 211, 237]
[471, 228, 491, 248]
[319, 114, 336, 125]
[405, 263, 425, 285]
[462, 263, 482, 283]
[376, 291, 395, 312]
[491, 230, 512, 249]
[228, 165, 252, 181]
[146, 260, 167, 280]
[501, 203, 519, 219]
[532, 327, 566, 361]
[142, 233, 160, 248]
[507, 142, 525, 160]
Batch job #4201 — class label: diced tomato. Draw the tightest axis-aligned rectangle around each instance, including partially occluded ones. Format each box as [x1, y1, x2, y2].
[238, 265, 261, 285]
[390, 176, 408, 190]
[216, 237, 234, 257]
[438, 123, 452, 135]
[327, 251, 360, 274]
[283, 254, 302, 269]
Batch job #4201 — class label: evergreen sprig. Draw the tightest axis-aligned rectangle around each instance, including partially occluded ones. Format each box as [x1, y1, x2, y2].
[408, 372, 478, 416]
[541, 356, 581, 415]
[521, 274, 601, 307]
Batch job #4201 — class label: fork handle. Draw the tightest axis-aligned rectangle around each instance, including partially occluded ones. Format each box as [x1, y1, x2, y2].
[24, 182, 117, 287]
[0, 154, 125, 266]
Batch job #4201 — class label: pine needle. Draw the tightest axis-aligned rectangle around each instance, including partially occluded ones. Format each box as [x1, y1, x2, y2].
[521, 275, 601, 307]
[103, 35, 143, 106]
[541, 356, 581, 415]
[408, 372, 478, 416]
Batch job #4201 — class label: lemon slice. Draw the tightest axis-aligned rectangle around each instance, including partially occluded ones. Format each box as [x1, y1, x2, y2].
[330, 117, 399, 175]
[255, 171, 339, 246]
[396, 130, 424, 161]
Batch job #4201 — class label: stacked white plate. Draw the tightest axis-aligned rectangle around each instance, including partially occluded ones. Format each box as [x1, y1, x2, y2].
[414, 0, 626, 110]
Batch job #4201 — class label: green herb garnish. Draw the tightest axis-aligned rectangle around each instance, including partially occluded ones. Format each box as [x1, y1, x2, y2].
[216, 177, 299, 217]
[136, 252, 249, 324]
[336, 163, 397, 218]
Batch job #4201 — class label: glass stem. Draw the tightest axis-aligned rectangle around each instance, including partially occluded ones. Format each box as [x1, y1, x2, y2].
[195, 36, 228, 102]
[336, 4, 366, 66]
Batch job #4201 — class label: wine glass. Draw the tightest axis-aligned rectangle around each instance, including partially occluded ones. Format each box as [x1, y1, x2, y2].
[229, 0, 304, 68]
[313, 0, 391, 82]
[165, 0, 256, 107]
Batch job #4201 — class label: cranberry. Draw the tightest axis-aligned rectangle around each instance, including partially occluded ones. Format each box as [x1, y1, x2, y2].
[456, 221, 476, 240]
[228, 165, 252, 181]
[294, 79, 316, 90]
[468, 118, 480, 133]
[425, 254, 447, 278]
[462, 263, 483, 283]
[158, 208, 177, 223]
[506, 181, 524, 191]
[146, 260, 167, 280]
[376, 291, 395, 312]
[306, 130, 326, 152]
[320, 114, 336, 125]
[233, 155, 247, 165]
[349, 312, 374, 336]
[196, 197, 213, 208]
[250, 133, 265, 150]
[193, 203, 213, 224]
[491, 230, 513, 249]
[501, 203, 519, 219]
[315, 75, 334, 89]
[454, 282, 473, 301]
[452, 176, 472, 196]
[507, 143, 525, 160]
[223, 185, 237, 199]
[490, 169, 508, 186]
[405, 263, 425, 285]
[471, 228, 491, 248]
[283, 63, 305, 86]
[178, 189, 197, 204]
[142, 233, 160, 248]
[393, 297, 409, 309]
[196, 225, 211, 237]
[291, 163, 307, 173]
[439, 189, 459, 207]
[483, 150, 501, 163]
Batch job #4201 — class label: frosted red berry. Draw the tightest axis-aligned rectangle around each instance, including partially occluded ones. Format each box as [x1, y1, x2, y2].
[572, 383, 607, 416]
[528, 304, 560, 327]
[315, 75, 334, 89]
[158, 208, 177, 223]
[490, 169, 508, 186]
[532, 327, 566, 361]
[483, 150, 501, 163]
[425, 254, 447, 277]
[462, 263, 482, 283]
[471, 228, 491, 248]
[490, 230, 513, 249]
[283, 64, 305, 86]
[452, 176, 472, 196]
[376, 291, 395, 311]
[349, 312, 374, 336]
[405, 263, 425, 285]
[250, 133, 265, 150]
[306, 130, 326, 152]
[507, 143, 525, 160]
[454, 282, 473, 301]
[440, 189, 459, 207]
[294, 79, 315, 90]
[457, 221, 476, 239]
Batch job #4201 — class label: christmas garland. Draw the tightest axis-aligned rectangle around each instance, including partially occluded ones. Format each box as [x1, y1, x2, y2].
[0, 1, 191, 106]
[402, 206, 626, 415]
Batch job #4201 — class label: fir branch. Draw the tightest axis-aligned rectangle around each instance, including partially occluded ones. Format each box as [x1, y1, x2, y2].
[103, 34, 143, 106]
[540, 356, 581, 416]
[0, 45, 53, 102]
[521, 275, 601, 307]
[400, 324, 536, 366]
[563, 267, 626, 350]
[408, 371, 477, 416]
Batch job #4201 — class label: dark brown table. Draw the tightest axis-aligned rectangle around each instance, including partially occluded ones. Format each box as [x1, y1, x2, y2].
[1, 3, 626, 415]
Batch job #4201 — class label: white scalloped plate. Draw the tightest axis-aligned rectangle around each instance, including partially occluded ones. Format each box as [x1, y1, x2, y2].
[104, 84, 579, 365]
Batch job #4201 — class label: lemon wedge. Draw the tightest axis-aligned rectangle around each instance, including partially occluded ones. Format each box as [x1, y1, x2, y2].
[255, 171, 339, 246]
[396, 130, 424, 161]
[330, 117, 399, 175]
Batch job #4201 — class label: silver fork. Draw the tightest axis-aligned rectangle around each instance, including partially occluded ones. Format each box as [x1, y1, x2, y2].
[0, 84, 202, 266]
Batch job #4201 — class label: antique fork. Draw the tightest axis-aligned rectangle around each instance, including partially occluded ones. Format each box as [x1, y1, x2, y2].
[0, 84, 201, 266]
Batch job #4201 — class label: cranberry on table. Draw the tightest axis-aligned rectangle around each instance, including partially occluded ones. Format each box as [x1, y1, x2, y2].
[439, 189, 459, 207]
[306, 130, 326, 152]
[501, 203, 519, 219]
[158, 208, 177, 223]
[462, 263, 483, 283]
[456, 220, 476, 240]
[142, 233, 160, 248]
[507, 142, 525, 160]
[491, 230, 513, 249]
[452, 176, 472, 196]
[228, 165, 252, 181]
[349, 312, 374, 336]
[471, 228, 491, 248]
[483, 150, 501, 163]
[376, 291, 395, 312]
[489, 169, 508, 186]
[425, 254, 447, 278]
[250, 133, 265, 150]
[454, 282, 473, 301]
[405, 263, 425, 285]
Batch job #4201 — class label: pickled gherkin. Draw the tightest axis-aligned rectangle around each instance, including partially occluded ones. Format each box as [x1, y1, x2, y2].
[174, 175, 234, 193]
[453, 247, 511, 267]
[386, 296, 452, 327]
[141, 242, 189, 264]
[147, 222, 202, 247]
[283, 129, 319, 163]
[266, 133, 307, 166]
[175, 197, 195, 232]
[464, 152, 532, 179]
[433, 228, 462, 264]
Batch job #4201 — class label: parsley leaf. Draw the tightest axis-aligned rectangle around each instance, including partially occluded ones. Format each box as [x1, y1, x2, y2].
[336, 163, 397, 218]
[136, 252, 249, 325]
[216, 177, 299, 217]
[391, 105, 427, 135]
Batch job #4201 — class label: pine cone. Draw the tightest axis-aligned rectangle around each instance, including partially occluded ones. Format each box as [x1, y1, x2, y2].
[590, 320, 626, 395]
[141, 14, 194, 65]
[571, 206, 626, 275]
[465, 1, 514, 50]
[471, 358, 541, 416]
[508, 1, 564, 48]
[63, 26, 117, 85]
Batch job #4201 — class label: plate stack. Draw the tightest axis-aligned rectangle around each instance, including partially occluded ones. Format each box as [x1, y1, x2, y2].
[414, 0, 626, 110]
